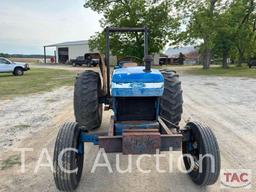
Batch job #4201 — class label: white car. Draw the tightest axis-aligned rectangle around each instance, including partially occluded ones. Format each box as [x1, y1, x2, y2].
[0, 57, 30, 76]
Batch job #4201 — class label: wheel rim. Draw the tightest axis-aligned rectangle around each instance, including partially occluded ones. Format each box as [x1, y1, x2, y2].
[182, 126, 203, 174]
[186, 134, 200, 171]
[75, 152, 83, 179]
[76, 131, 84, 179]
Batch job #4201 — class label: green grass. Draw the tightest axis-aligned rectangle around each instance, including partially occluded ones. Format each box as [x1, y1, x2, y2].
[0, 68, 75, 99]
[1, 155, 21, 170]
[183, 64, 256, 78]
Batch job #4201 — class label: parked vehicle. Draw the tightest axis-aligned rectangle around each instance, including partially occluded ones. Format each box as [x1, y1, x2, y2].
[0, 57, 30, 76]
[71, 54, 99, 67]
[248, 58, 256, 68]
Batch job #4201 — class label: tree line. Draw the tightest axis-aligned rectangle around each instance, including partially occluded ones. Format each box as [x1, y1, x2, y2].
[0, 53, 51, 59]
[85, 0, 256, 69]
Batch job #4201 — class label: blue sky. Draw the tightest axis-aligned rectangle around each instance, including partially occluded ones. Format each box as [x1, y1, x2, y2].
[0, 0, 102, 54]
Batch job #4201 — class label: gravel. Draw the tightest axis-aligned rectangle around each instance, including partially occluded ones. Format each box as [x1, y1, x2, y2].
[0, 86, 73, 150]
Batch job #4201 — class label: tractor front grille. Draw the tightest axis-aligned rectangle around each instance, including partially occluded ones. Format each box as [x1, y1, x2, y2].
[115, 97, 157, 121]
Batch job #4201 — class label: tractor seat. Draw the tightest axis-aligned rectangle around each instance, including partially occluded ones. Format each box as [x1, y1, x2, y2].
[122, 62, 138, 67]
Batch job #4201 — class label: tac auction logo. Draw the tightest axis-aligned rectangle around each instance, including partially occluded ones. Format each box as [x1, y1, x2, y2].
[221, 169, 252, 189]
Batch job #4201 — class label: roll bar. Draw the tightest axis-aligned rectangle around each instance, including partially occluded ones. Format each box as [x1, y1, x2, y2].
[105, 27, 150, 97]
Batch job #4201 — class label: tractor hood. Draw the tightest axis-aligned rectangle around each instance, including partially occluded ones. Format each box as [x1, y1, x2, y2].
[111, 67, 164, 97]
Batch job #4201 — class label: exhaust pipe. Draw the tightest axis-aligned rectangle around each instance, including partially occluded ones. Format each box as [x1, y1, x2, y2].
[144, 55, 153, 72]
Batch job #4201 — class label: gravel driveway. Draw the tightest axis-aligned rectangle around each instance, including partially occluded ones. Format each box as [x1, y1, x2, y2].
[0, 73, 255, 192]
[0, 86, 73, 150]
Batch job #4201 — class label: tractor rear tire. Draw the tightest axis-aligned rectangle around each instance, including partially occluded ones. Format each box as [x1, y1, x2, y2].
[74, 71, 103, 131]
[53, 122, 84, 191]
[160, 70, 183, 127]
[182, 121, 221, 186]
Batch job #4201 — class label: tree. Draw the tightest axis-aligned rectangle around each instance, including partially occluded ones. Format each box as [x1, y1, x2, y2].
[0, 53, 10, 58]
[212, 3, 236, 68]
[84, 0, 179, 59]
[175, 0, 256, 68]
[224, 0, 256, 66]
[213, 29, 233, 68]
[174, 0, 220, 69]
[237, 0, 256, 65]
[178, 52, 185, 65]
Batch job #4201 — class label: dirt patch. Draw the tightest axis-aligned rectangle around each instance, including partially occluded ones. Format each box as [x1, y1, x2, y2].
[204, 82, 218, 86]
[10, 58, 42, 64]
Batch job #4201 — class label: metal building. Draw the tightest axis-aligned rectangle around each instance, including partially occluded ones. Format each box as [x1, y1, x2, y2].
[44, 40, 91, 63]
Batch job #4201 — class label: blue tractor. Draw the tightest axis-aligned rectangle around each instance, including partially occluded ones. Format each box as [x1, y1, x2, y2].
[53, 27, 220, 191]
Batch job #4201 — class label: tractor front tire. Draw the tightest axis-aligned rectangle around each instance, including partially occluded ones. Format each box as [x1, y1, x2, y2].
[182, 121, 221, 186]
[53, 122, 84, 191]
[74, 71, 103, 131]
[160, 70, 183, 127]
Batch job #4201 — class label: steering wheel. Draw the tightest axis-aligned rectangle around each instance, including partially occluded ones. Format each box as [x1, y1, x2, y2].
[117, 56, 143, 67]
